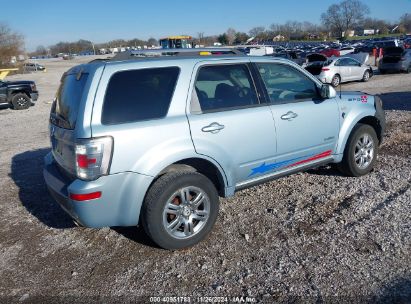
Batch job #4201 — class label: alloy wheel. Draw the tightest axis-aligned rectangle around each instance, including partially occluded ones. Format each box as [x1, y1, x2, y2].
[162, 186, 210, 239]
[17, 96, 28, 107]
[332, 75, 340, 87]
[354, 134, 374, 169]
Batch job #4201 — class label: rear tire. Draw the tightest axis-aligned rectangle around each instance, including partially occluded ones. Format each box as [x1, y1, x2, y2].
[11, 93, 31, 110]
[379, 69, 386, 75]
[337, 124, 378, 177]
[331, 74, 340, 87]
[141, 171, 219, 250]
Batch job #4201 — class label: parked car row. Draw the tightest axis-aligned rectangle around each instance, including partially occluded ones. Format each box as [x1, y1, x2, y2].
[243, 37, 410, 86]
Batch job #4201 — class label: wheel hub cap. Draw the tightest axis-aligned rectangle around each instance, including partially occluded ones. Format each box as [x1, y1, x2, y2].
[182, 206, 191, 217]
[162, 186, 210, 239]
[354, 134, 374, 169]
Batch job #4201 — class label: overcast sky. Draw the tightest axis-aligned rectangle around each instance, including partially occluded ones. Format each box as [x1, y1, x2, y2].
[1, 0, 410, 51]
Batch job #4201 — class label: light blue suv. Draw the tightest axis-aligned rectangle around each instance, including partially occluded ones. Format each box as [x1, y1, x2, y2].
[43, 49, 385, 249]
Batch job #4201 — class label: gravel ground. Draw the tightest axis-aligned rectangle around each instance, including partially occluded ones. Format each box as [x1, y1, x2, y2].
[0, 56, 410, 303]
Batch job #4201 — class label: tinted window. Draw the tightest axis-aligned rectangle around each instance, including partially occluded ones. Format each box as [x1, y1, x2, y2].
[256, 63, 319, 103]
[193, 64, 258, 112]
[53, 72, 89, 129]
[102, 67, 179, 124]
[346, 58, 360, 66]
[335, 58, 347, 66]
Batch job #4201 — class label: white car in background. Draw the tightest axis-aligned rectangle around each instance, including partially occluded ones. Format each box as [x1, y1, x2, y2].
[305, 53, 373, 87]
[339, 46, 355, 56]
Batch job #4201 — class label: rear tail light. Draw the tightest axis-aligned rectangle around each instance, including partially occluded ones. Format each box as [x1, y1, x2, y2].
[75, 137, 113, 180]
[322, 68, 330, 71]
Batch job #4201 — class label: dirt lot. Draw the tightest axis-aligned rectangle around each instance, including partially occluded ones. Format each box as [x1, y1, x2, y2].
[0, 56, 410, 303]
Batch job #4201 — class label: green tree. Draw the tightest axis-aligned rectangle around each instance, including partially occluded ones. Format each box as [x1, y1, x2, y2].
[234, 32, 249, 44]
[217, 33, 228, 45]
[321, 0, 370, 37]
[0, 23, 24, 67]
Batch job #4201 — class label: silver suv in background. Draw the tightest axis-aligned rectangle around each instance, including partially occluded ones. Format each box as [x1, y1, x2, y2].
[44, 49, 385, 249]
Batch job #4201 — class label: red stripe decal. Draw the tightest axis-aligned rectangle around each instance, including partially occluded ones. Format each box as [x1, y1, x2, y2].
[288, 150, 332, 168]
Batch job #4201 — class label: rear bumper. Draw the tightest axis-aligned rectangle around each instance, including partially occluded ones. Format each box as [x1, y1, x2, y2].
[43, 152, 153, 228]
[378, 62, 407, 71]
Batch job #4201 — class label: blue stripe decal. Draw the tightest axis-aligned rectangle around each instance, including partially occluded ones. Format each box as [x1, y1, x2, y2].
[248, 155, 310, 177]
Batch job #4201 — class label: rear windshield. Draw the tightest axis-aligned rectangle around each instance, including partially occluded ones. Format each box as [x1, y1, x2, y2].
[52, 72, 89, 129]
[101, 67, 179, 125]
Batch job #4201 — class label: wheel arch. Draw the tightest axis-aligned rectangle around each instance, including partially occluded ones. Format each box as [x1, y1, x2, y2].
[9, 89, 31, 99]
[336, 114, 382, 157]
[357, 116, 383, 144]
[154, 157, 230, 198]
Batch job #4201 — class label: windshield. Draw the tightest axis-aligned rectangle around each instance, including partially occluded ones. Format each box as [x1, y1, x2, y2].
[51, 72, 88, 129]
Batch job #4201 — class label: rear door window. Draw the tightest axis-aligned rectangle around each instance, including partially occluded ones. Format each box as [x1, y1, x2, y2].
[52, 72, 89, 129]
[192, 64, 258, 113]
[102, 67, 179, 125]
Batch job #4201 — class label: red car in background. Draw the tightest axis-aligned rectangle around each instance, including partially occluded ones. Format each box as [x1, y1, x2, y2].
[320, 48, 340, 57]
[404, 39, 411, 49]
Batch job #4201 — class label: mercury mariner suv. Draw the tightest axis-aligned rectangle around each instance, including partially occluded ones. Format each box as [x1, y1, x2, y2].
[43, 49, 385, 250]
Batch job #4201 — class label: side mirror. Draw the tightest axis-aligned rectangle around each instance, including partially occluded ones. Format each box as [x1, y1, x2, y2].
[320, 84, 337, 99]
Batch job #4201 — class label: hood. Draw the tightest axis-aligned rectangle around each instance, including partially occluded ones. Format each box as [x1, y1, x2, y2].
[5, 80, 35, 87]
[340, 52, 369, 65]
[339, 91, 372, 101]
[340, 91, 368, 96]
[307, 53, 327, 62]
[384, 47, 404, 56]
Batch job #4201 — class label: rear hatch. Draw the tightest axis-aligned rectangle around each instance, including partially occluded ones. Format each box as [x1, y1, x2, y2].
[382, 47, 404, 63]
[49, 68, 90, 176]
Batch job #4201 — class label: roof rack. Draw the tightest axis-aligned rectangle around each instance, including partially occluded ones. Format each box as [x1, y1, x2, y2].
[111, 48, 244, 61]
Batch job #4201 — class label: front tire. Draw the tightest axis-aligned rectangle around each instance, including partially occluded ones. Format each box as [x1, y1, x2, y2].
[337, 124, 378, 177]
[11, 93, 31, 110]
[141, 171, 219, 250]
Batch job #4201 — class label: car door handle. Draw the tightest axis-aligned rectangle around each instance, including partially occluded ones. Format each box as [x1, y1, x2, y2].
[201, 122, 225, 133]
[281, 111, 298, 121]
